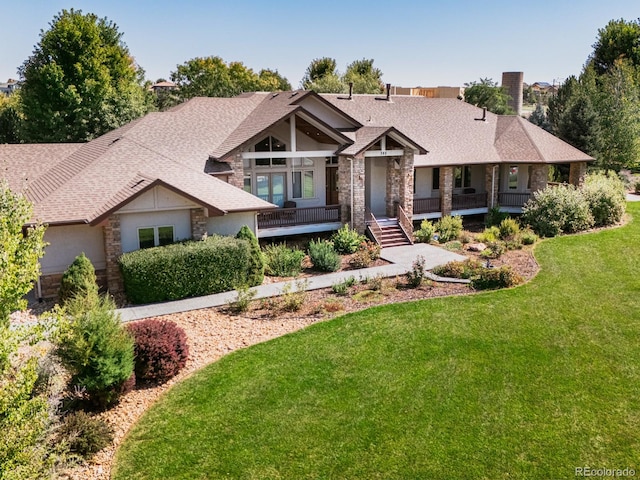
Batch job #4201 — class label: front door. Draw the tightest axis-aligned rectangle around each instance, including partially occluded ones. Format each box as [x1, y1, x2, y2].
[256, 173, 286, 207]
[326, 166, 338, 205]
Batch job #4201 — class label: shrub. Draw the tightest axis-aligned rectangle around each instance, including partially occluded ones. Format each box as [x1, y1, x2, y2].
[405, 255, 426, 288]
[480, 241, 506, 259]
[279, 280, 308, 312]
[471, 265, 523, 290]
[56, 411, 113, 459]
[54, 295, 134, 408]
[349, 249, 372, 269]
[522, 184, 593, 237]
[308, 240, 341, 272]
[414, 220, 435, 243]
[477, 226, 500, 244]
[236, 226, 265, 286]
[498, 218, 520, 240]
[432, 259, 484, 279]
[331, 225, 366, 254]
[126, 319, 189, 384]
[582, 171, 626, 227]
[435, 215, 463, 243]
[459, 231, 473, 244]
[228, 285, 257, 313]
[443, 241, 463, 252]
[369, 274, 384, 291]
[360, 240, 381, 260]
[519, 228, 538, 245]
[58, 253, 99, 304]
[635, 181, 640, 194]
[263, 244, 305, 277]
[332, 276, 356, 295]
[119, 235, 253, 304]
[485, 206, 509, 227]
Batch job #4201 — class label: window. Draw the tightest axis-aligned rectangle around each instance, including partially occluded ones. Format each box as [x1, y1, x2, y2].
[508, 166, 519, 190]
[454, 166, 472, 189]
[254, 136, 286, 167]
[243, 175, 252, 193]
[527, 165, 532, 190]
[138, 225, 174, 249]
[256, 173, 286, 206]
[292, 170, 314, 199]
[432, 167, 440, 190]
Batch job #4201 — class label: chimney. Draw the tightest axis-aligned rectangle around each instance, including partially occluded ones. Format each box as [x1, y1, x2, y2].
[501, 72, 523, 115]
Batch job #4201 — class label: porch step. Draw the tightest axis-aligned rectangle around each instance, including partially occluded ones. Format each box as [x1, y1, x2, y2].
[368, 219, 412, 248]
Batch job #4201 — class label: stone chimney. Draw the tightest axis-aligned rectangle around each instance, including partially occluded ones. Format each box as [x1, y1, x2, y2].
[501, 72, 523, 115]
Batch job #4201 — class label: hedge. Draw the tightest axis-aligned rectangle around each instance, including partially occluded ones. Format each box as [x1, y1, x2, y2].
[119, 235, 252, 304]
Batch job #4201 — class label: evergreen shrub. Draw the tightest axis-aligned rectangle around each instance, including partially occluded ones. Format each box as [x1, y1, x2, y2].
[58, 253, 98, 304]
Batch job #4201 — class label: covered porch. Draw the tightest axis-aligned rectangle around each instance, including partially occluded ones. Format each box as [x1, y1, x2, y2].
[257, 204, 341, 238]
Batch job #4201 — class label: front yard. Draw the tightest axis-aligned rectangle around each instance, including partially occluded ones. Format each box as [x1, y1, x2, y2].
[110, 205, 640, 479]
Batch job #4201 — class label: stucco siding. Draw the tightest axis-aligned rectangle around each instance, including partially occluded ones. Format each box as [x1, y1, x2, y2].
[120, 210, 192, 253]
[41, 225, 105, 275]
[206, 212, 256, 237]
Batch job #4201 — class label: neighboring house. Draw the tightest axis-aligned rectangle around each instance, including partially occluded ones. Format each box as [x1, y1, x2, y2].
[149, 80, 177, 92]
[0, 88, 592, 299]
[390, 86, 464, 99]
[0, 80, 19, 95]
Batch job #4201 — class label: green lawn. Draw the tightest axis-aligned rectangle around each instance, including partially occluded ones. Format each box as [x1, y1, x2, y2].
[113, 204, 640, 480]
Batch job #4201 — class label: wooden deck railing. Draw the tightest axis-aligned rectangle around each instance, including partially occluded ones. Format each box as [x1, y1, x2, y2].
[498, 192, 531, 207]
[452, 192, 487, 210]
[365, 209, 383, 245]
[257, 204, 340, 229]
[414, 197, 440, 214]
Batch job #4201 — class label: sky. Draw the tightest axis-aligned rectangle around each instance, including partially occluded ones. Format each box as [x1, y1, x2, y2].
[1, 0, 639, 89]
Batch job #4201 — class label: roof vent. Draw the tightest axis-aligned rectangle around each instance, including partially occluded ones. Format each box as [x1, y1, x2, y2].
[386, 83, 391, 101]
[272, 92, 280, 98]
[349, 82, 353, 100]
[475, 107, 487, 122]
[290, 91, 299, 98]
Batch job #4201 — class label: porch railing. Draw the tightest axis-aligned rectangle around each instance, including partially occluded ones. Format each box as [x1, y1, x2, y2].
[452, 192, 487, 210]
[365, 209, 383, 245]
[498, 192, 531, 207]
[414, 196, 440, 214]
[396, 204, 414, 245]
[257, 204, 340, 229]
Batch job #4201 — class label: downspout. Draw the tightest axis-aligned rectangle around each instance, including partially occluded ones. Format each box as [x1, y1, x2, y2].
[350, 157, 354, 227]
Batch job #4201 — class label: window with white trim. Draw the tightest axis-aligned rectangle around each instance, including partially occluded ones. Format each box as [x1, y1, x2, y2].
[254, 136, 286, 167]
[454, 166, 472, 189]
[292, 157, 315, 199]
[138, 225, 174, 249]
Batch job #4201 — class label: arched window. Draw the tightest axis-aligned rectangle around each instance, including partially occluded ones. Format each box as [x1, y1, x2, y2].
[254, 136, 286, 167]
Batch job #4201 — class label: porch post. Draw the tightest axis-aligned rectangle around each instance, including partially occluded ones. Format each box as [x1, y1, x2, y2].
[103, 214, 124, 293]
[338, 154, 366, 233]
[484, 164, 499, 208]
[569, 161, 587, 187]
[190, 207, 208, 240]
[440, 166, 453, 216]
[530, 164, 549, 192]
[226, 149, 244, 189]
[385, 158, 400, 217]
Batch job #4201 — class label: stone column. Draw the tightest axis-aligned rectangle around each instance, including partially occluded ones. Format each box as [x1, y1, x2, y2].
[569, 162, 587, 187]
[226, 149, 244, 189]
[484, 164, 499, 208]
[385, 158, 400, 217]
[337, 155, 351, 225]
[190, 207, 208, 240]
[103, 214, 123, 293]
[337, 155, 366, 233]
[397, 149, 415, 233]
[530, 164, 549, 192]
[440, 166, 453, 216]
[351, 154, 366, 233]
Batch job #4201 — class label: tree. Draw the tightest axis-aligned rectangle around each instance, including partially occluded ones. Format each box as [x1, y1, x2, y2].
[171, 57, 291, 100]
[0, 93, 22, 144]
[556, 92, 601, 156]
[343, 58, 384, 94]
[18, 9, 152, 143]
[463, 78, 515, 114]
[301, 57, 346, 93]
[0, 182, 46, 327]
[528, 103, 552, 132]
[590, 18, 640, 75]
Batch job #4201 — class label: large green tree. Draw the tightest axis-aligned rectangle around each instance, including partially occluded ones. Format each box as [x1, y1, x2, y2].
[0, 93, 22, 144]
[463, 78, 514, 114]
[590, 18, 640, 75]
[0, 183, 46, 326]
[301, 57, 346, 93]
[171, 57, 291, 100]
[18, 9, 152, 143]
[343, 59, 384, 94]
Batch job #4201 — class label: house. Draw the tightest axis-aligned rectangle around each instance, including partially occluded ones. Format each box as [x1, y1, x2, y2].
[0, 80, 19, 95]
[0, 87, 592, 299]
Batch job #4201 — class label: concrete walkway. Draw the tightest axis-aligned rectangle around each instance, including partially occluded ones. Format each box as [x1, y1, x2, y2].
[116, 243, 467, 322]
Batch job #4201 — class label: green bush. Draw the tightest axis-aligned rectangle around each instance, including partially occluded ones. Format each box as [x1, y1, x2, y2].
[279, 280, 308, 312]
[58, 253, 99, 304]
[405, 255, 426, 288]
[119, 235, 252, 304]
[54, 295, 134, 408]
[57, 411, 113, 459]
[480, 241, 506, 259]
[263, 244, 305, 277]
[485, 206, 509, 227]
[435, 215, 463, 243]
[635, 181, 640, 194]
[414, 220, 435, 243]
[498, 218, 520, 240]
[236, 226, 265, 286]
[471, 265, 523, 290]
[519, 228, 538, 245]
[331, 225, 366, 254]
[228, 285, 257, 313]
[522, 184, 594, 237]
[477, 226, 500, 244]
[582, 172, 626, 227]
[331, 276, 356, 296]
[308, 240, 341, 272]
[432, 259, 484, 279]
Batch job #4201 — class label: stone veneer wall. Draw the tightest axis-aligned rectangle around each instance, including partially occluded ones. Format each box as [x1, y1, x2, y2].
[103, 214, 123, 293]
[569, 161, 587, 187]
[39, 269, 108, 299]
[226, 150, 244, 189]
[190, 208, 208, 240]
[337, 154, 366, 233]
[530, 164, 549, 192]
[484, 164, 500, 208]
[385, 158, 400, 217]
[440, 167, 453, 216]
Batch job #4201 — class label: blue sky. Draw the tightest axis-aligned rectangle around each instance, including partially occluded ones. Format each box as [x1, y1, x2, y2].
[2, 0, 639, 88]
